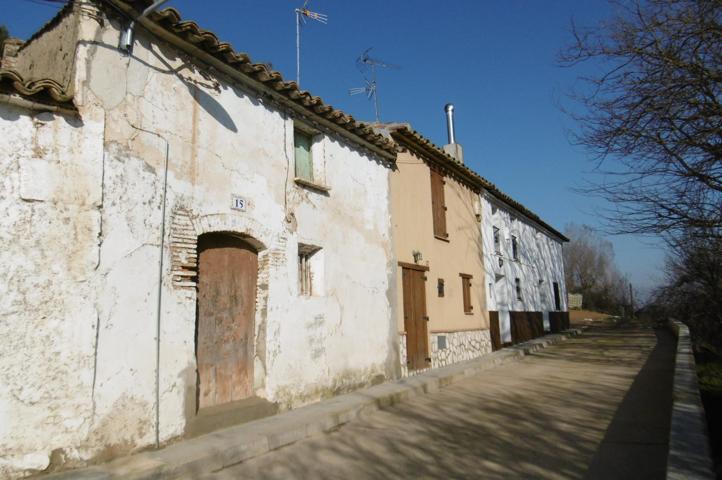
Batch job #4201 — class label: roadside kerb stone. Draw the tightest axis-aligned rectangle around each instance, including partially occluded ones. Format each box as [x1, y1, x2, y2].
[666, 320, 715, 480]
[44, 329, 580, 480]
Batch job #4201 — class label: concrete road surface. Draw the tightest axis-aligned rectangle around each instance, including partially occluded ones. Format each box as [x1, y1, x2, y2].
[207, 321, 675, 480]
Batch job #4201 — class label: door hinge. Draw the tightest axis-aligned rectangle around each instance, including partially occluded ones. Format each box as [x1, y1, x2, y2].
[423, 316, 430, 321]
[425, 357, 432, 363]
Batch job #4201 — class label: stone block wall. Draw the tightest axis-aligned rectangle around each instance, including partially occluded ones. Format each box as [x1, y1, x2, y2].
[399, 329, 492, 377]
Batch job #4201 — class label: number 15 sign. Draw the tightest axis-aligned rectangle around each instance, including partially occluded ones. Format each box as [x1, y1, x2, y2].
[231, 195, 247, 212]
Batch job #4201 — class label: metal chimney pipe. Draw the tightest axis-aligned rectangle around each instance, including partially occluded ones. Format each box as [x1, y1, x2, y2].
[445, 103, 456, 144]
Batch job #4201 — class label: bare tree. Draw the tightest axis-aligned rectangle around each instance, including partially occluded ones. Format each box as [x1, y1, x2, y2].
[653, 229, 722, 353]
[563, 223, 629, 313]
[561, 0, 722, 238]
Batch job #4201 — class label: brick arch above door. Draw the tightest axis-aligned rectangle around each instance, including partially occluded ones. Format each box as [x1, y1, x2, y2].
[168, 209, 275, 291]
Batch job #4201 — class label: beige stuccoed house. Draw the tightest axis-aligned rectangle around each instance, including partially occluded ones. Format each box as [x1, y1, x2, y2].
[375, 122, 492, 376]
[0, 1, 400, 477]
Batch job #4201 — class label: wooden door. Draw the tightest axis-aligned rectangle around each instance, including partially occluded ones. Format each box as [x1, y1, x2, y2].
[489, 311, 502, 351]
[196, 233, 258, 410]
[402, 266, 429, 371]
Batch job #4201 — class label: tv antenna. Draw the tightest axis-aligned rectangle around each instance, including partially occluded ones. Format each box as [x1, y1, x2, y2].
[295, 1, 327, 88]
[349, 48, 399, 123]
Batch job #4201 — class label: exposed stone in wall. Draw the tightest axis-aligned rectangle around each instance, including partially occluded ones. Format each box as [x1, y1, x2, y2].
[169, 208, 198, 290]
[430, 330, 492, 368]
[398, 329, 492, 377]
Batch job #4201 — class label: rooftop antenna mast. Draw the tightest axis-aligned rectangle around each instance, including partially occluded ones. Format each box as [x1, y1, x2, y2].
[349, 48, 399, 123]
[295, 1, 327, 88]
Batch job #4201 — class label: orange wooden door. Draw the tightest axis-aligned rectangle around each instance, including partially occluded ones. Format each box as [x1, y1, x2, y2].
[196, 233, 257, 409]
[402, 267, 429, 371]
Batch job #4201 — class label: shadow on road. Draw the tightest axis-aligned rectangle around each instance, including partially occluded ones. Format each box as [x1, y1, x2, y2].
[212, 322, 676, 480]
[583, 325, 675, 479]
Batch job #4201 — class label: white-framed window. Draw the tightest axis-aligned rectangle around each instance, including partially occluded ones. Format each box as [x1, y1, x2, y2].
[511, 235, 519, 260]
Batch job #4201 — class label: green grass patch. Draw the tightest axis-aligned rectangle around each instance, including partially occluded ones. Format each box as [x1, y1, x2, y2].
[698, 360, 722, 395]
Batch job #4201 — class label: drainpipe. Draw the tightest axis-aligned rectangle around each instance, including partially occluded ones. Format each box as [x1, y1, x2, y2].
[119, 0, 170, 53]
[125, 120, 170, 449]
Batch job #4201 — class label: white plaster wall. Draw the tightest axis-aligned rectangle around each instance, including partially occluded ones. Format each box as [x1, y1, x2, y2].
[0, 7, 395, 478]
[0, 102, 105, 478]
[481, 193, 567, 343]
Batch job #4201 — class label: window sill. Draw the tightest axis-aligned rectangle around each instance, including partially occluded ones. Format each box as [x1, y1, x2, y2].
[294, 177, 331, 193]
[434, 234, 450, 243]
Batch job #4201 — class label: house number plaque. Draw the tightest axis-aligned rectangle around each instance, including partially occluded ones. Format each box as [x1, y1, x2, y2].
[231, 195, 247, 211]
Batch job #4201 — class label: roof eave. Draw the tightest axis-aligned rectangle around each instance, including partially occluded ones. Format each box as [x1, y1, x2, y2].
[103, 0, 397, 162]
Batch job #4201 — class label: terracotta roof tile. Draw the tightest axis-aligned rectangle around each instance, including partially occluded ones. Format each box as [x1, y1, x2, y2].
[137, 5, 397, 156]
[0, 69, 74, 104]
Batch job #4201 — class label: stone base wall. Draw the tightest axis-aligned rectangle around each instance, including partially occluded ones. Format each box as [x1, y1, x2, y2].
[399, 329, 492, 377]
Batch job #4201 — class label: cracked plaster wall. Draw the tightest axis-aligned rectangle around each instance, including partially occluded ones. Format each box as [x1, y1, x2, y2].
[0, 5, 396, 477]
[0, 99, 104, 479]
[0, 8, 394, 478]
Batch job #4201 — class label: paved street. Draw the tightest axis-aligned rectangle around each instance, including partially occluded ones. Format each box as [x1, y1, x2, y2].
[206, 321, 675, 480]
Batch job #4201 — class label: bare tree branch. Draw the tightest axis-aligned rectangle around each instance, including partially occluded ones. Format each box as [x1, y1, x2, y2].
[560, 0, 722, 239]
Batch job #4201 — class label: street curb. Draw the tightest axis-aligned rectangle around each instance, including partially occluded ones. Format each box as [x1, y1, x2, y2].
[666, 320, 715, 480]
[44, 329, 581, 480]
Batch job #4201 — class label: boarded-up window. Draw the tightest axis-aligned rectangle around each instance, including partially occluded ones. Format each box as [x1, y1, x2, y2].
[430, 169, 448, 239]
[294, 129, 313, 181]
[460, 273, 473, 313]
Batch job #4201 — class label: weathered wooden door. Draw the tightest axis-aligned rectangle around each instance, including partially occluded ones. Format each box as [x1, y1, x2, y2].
[196, 233, 257, 410]
[402, 266, 429, 371]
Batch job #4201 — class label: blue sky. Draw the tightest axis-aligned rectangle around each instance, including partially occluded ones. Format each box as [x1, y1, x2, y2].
[2, 0, 667, 298]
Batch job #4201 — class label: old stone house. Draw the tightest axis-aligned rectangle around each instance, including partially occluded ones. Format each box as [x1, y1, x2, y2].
[0, 1, 399, 477]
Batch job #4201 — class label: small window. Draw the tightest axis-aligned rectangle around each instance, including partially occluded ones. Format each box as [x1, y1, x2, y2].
[493, 227, 501, 254]
[460, 273, 473, 314]
[511, 235, 519, 260]
[437, 335, 447, 350]
[430, 169, 448, 239]
[553, 282, 561, 310]
[515, 278, 522, 301]
[298, 244, 322, 296]
[294, 129, 314, 181]
[437, 278, 445, 297]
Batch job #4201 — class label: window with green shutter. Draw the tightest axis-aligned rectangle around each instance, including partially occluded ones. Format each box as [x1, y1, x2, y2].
[294, 129, 314, 181]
